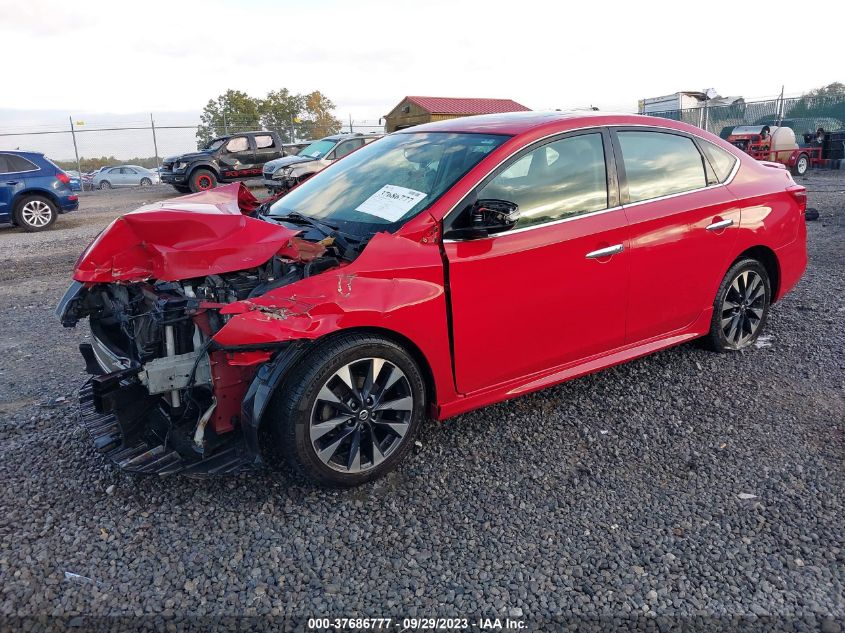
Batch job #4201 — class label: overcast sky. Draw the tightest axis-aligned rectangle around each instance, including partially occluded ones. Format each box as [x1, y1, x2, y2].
[1, 0, 842, 135]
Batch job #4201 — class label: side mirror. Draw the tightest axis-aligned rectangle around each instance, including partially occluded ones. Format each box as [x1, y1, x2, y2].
[471, 199, 520, 233]
[443, 199, 520, 240]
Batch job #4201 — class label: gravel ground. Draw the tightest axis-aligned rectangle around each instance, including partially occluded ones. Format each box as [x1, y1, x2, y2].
[0, 175, 843, 630]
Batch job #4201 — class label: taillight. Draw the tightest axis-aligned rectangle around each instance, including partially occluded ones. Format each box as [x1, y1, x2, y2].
[787, 186, 807, 213]
[56, 172, 70, 184]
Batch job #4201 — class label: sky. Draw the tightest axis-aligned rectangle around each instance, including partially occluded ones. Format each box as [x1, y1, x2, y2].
[1, 0, 842, 158]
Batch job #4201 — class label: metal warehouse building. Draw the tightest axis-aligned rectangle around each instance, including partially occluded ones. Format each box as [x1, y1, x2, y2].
[383, 96, 530, 132]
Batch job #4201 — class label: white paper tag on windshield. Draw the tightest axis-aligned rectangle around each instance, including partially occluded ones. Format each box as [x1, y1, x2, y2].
[355, 185, 427, 221]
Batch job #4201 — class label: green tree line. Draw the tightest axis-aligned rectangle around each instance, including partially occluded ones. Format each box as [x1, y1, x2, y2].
[197, 88, 343, 146]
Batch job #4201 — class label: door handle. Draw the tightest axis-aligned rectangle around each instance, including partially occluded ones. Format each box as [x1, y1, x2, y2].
[706, 218, 734, 231]
[585, 244, 624, 259]
[5, 181, 19, 185]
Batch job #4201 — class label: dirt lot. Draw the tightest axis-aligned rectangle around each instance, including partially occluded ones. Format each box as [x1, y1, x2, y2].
[0, 176, 843, 628]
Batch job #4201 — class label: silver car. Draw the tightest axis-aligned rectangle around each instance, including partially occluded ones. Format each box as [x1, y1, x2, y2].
[263, 133, 383, 194]
[93, 165, 160, 189]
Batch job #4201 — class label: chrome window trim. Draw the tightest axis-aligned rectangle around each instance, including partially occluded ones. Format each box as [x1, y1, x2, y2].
[0, 153, 41, 175]
[441, 122, 742, 243]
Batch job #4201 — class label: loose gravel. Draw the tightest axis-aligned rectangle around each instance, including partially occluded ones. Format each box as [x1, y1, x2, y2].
[0, 175, 843, 629]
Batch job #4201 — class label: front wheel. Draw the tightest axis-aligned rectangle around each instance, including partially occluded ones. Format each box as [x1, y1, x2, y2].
[268, 334, 426, 487]
[99, 181, 111, 190]
[704, 258, 771, 352]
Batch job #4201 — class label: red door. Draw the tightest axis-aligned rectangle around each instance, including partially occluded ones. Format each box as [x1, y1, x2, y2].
[612, 129, 741, 342]
[443, 130, 629, 394]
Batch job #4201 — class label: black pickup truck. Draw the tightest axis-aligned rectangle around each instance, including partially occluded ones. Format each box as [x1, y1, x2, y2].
[160, 131, 287, 193]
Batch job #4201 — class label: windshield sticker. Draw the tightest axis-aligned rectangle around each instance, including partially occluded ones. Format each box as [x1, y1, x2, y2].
[355, 185, 427, 221]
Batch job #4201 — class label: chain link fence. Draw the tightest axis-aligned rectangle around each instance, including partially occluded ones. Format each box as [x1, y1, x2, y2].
[646, 92, 845, 139]
[0, 116, 385, 178]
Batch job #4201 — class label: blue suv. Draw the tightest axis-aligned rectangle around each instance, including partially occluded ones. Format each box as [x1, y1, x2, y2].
[0, 151, 79, 231]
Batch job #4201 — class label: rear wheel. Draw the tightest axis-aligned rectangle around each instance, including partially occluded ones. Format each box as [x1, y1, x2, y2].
[189, 169, 217, 192]
[704, 258, 771, 352]
[140, 177, 152, 187]
[792, 153, 809, 176]
[268, 333, 426, 487]
[14, 195, 57, 232]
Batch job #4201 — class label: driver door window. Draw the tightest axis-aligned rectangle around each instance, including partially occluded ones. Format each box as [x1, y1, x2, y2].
[478, 133, 609, 229]
[333, 139, 365, 160]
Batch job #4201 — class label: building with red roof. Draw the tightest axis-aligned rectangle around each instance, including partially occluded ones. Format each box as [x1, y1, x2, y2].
[384, 96, 530, 132]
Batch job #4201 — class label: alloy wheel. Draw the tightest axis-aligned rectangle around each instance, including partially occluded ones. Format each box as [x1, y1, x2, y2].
[20, 200, 53, 228]
[721, 270, 766, 347]
[796, 155, 808, 175]
[309, 357, 414, 473]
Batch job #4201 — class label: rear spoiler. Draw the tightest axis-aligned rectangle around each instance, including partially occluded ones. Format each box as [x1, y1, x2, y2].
[759, 160, 787, 170]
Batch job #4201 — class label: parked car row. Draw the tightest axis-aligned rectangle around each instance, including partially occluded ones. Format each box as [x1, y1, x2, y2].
[262, 133, 383, 194]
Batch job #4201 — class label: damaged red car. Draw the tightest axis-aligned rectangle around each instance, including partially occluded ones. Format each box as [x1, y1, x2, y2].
[57, 112, 807, 486]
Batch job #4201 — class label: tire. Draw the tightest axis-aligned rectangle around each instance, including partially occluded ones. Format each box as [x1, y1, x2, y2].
[267, 333, 426, 487]
[704, 258, 771, 352]
[140, 177, 152, 187]
[99, 181, 111, 190]
[189, 169, 217, 193]
[792, 153, 809, 176]
[14, 195, 57, 232]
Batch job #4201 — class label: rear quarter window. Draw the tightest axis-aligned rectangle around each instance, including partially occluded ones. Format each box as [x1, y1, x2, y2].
[699, 140, 738, 183]
[1, 155, 39, 173]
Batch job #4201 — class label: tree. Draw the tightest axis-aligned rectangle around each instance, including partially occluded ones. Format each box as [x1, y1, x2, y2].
[196, 88, 345, 146]
[260, 89, 304, 144]
[300, 91, 342, 139]
[196, 90, 262, 146]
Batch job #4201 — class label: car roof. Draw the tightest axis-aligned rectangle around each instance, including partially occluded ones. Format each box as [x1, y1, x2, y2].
[0, 149, 44, 157]
[321, 133, 383, 142]
[395, 110, 707, 136]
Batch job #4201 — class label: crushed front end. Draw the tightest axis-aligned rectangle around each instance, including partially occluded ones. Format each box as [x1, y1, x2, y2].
[56, 183, 342, 476]
[59, 257, 333, 475]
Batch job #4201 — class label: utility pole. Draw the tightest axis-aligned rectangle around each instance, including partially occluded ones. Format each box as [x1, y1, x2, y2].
[349, 113, 353, 134]
[150, 114, 161, 171]
[777, 85, 785, 126]
[223, 110, 228, 135]
[290, 114, 295, 143]
[69, 116, 82, 186]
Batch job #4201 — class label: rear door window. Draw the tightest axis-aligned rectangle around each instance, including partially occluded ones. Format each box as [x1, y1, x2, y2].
[617, 131, 707, 203]
[255, 135, 275, 149]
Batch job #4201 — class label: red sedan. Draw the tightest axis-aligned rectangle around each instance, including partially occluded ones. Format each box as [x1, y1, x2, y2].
[58, 112, 807, 486]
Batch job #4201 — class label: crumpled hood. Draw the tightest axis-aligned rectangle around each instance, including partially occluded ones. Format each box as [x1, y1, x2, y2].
[166, 150, 212, 162]
[264, 154, 316, 171]
[73, 183, 313, 283]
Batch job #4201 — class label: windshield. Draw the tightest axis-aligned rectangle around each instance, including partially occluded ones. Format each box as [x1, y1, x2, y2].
[298, 139, 338, 159]
[268, 132, 508, 234]
[203, 138, 226, 151]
